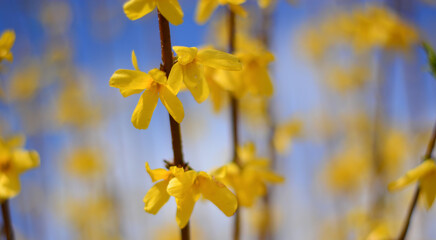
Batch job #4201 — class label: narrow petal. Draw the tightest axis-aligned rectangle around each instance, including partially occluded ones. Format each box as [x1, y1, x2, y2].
[0, 171, 20, 200]
[132, 50, 139, 71]
[109, 69, 151, 90]
[197, 49, 242, 71]
[421, 174, 436, 209]
[156, 0, 184, 26]
[259, 170, 285, 183]
[245, 67, 274, 96]
[159, 86, 184, 123]
[227, 0, 246, 4]
[198, 172, 238, 216]
[195, 0, 219, 24]
[123, 0, 156, 21]
[131, 89, 159, 129]
[167, 170, 198, 198]
[12, 150, 40, 173]
[229, 4, 247, 17]
[167, 62, 183, 94]
[388, 160, 436, 191]
[183, 63, 209, 103]
[145, 162, 170, 182]
[0, 30, 15, 50]
[6, 135, 25, 148]
[175, 196, 196, 228]
[120, 89, 144, 98]
[143, 180, 171, 214]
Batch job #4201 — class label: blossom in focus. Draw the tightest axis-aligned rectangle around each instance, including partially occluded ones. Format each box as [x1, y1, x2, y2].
[389, 159, 436, 209]
[0, 30, 15, 63]
[169, 46, 242, 103]
[123, 0, 183, 25]
[144, 162, 238, 228]
[212, 142, 284, 207]
[0, 134, 40, 200]
[110, 51, 183, 129]
[195, 0, 246, 24]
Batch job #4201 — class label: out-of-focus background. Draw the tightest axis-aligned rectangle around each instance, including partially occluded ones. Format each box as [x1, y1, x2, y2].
[1, 0, 436, 239]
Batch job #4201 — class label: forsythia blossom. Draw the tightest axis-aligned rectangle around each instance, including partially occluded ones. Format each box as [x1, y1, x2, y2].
[0, 30, 15, 63]
[212, 142, 284, 207]
[143, 163, 238, 228]
[195, 0, 246, 24]
[0, 135, 40, 200]
[123, 0, 183, 25]
[389, 159, 436, 209]
[169, 46, 242, 103]
[110, 51, 184, 129]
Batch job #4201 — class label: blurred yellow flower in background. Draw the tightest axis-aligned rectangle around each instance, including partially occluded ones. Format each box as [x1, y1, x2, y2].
[195, 0, 246, 24]
[0, 135, 39, 200]
[169, 46, 242, 103]
[110, 51, 183, 129]
[64, 148, 106, 178]
[389, 159, 436, 209]
[0, 30, 15, 63]
[123, 0, 183, 25]
[212, 142, 284, 207]
[273, 119, 303, 154]
[144, 163, 238, 228]
[7, 61, 42, 102]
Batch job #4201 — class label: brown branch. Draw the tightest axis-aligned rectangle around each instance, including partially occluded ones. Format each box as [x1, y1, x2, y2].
[157, 10, 189, 240]
[1, 200, 14, 240]
[397, 121, 436, 240]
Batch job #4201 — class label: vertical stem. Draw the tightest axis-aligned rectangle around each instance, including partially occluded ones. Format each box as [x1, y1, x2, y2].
[1, 200, 14, 240]
[397, 121, 436, 240]
[227, 7, 241, 240]
[157, 11, 190, 240]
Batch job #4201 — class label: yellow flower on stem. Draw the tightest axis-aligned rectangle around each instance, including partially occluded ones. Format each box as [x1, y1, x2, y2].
[168, 46, 242, 103]
[0, 30, 15, 63]
[109, 51, 184, 130]
[123, 0, 183, 25]
[195, 0, 246, 24]
[143, 162, 238, 228]
[212, 142, 284, 207]
[389, 159, 436, 209]
[0, 135, 40, 200]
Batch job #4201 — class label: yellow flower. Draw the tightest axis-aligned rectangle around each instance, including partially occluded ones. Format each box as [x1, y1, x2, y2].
[0, 135, 40, 200]
[212, 142, 284, 207]
[195, 0, 246, 24]
[64, 148, 105, 178]
[273, 119, 303, 154]
[366, 222, 392, 240]
[7, 61, 42, 102]
[110, 51, 184, 129]
[123, 0, 183, 25]
[204, 66, 228, 113]
[389, 159, 436, 209]
[258, 0, 274, 9]
[0, 30, 15, 63]
[168, 46, 242, 103]
[144, 162, 238, 228]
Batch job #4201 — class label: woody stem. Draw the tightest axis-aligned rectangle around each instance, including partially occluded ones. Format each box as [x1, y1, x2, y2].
[157, 10, 190, 240]
[1, 200, 14, 240]
[397, 121, 436, 240]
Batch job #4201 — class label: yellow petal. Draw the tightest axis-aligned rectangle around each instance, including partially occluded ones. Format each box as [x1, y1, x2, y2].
[197, 49, 242, 71]
[123, 0, 156, 21]
[131, 88, 159, 129]
[6, 135, 25, 149]
[167, 170, 198, 199]
[132, 50, 139, 71]
[175, 196, 196, 228]
[229, 4, 247, 17]
[109, 69, 151, 90]
[258, 0, 271, 8]
[198, 172, 238, 216]
[0, 30, 15, 50]
[195, 0, 219, 24]
[245, 67, 274, 96]
[143, 180, 171, 214]
[167, 62, 184, 94]
[0, 171, 20, 200]
[173, 46, 198, 65]
[159, 86, 184, 123]
[227, 0, 246, 4]
[120, 89, 144, 98]
[388, 160, 436, 191]
[145, 162, 170, 182]
[156, 0, 184, 26]
[421, 173, 436, 209]
[183, 63, 209, 103]
[148, 68, 167, 84]
[259, 170, 285, 183]
[12, 150, 40, 173]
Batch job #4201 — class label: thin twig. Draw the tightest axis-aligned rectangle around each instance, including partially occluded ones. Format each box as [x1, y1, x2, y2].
[157, 10, 190, 240]
[397, 121, 436, 240]
[1, 200, 14, 240]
